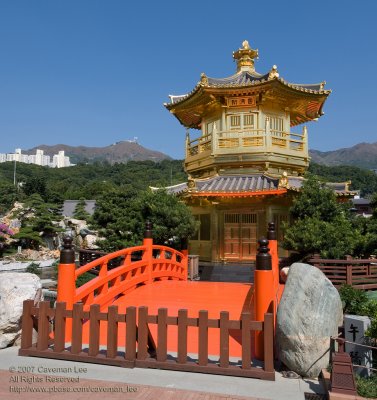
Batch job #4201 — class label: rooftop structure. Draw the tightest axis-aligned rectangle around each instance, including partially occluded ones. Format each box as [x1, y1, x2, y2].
[165, 40, 330, 178]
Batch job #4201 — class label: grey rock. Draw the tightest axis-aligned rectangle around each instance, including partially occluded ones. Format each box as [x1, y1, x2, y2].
[0, 272, 43, 348]
[276, 263, 343, 378]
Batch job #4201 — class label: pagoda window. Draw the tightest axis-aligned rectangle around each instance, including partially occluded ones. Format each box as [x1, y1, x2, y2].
[229, 115, 241, 129]
[243, 113, 256, 128]
[269, 116, 284, 134]
[205, 119, 220, 135]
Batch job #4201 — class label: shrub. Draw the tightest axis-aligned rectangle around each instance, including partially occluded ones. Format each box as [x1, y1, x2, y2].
[355, 374, 377, 398]
[339, 284, 369, 315]
[26, 262, 41, 276]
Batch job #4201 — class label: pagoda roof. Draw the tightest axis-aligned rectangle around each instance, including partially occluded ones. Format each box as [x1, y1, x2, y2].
[165, 41, 331, 128]
[167, 70, 328, 106]
[152, 174, 357, 198]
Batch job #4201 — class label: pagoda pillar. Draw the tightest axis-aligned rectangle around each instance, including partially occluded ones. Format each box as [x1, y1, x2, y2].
[265, 117, 272, 151]
[302, 125, 308, 157]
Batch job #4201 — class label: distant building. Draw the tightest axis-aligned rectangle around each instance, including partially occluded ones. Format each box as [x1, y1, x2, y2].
[0, 148, 74, 168]
[351, 197, 373, 217]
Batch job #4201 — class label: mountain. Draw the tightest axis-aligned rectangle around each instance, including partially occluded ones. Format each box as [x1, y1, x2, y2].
[25, 141, 171, 164]
[309, 142, 377, 170]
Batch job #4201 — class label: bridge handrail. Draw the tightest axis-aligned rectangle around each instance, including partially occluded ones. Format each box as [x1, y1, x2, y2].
[75, 244, 187, 307]
[57, 224, 189, 310]
[75, 245, 147, 278]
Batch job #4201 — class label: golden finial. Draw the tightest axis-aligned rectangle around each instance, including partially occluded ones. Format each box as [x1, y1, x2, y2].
[200, 72, 208, 86]
[320, 81, 326, 91]
[233, 40, 258, 72]
[268, 65, 279, 79]
[242, 40, 250, 49]
[278, 171, 289, 189]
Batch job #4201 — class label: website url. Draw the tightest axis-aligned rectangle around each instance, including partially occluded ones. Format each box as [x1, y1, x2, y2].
[9, 385, 138, 393]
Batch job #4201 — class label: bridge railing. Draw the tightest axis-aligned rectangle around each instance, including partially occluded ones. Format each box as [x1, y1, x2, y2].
[57, 222, 188, 310]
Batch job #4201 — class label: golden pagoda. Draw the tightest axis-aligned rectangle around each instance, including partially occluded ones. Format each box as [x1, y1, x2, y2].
[163, 41, 344, 262]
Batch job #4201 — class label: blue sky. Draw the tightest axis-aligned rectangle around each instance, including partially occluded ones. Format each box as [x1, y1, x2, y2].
[0, 0, 376, 159]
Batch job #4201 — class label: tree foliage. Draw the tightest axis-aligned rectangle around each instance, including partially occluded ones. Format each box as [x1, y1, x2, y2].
[309, 162, 377, 196]
[0, 159, 187, 207]
[91, 188, 198, 252]
[283, 174, 363, 259]
[73, 198, 91, 221]
[13, 194, 63, 249]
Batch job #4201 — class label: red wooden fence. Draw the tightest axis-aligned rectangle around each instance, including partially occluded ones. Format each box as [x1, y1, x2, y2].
[19, 300, 275, 381]
[308, 255, 377, 290]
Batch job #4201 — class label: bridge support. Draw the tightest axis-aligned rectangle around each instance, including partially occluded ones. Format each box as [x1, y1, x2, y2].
[254, 236, 274, 360]
[143, 221, 154, 284]
[57, 236, 76, 336]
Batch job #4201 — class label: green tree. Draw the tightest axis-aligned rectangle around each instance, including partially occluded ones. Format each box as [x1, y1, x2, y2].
[23, 176, 47, 198]
[0, 182, 19, 215]
[91, 188, 197, 252]
[13, 194, 63, 249]
[283, 174, 363, 259]
[137, 190, 198, 248]
[73, 198, 91, 221]
[309, 163, 377, 196]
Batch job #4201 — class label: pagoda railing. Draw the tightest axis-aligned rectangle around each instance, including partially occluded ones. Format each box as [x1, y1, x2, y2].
[186, 128, 307, 157]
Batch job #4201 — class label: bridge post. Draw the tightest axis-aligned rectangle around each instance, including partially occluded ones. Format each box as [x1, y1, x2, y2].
[57, 236, 76, 339]
[180, 238, 189, 280]
[254, 237, 274, 361]
[143, 221, 153, 284]
[267, 222, 279, 306]
[57, 236, 76, 308]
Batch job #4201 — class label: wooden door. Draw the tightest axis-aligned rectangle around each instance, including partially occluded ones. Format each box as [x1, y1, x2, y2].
[223, 213, 257, 261]
[240, 213, 257, 260]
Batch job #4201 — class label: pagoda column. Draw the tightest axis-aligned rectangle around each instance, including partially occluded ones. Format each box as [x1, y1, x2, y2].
[185, 129, 190, 158]
[302, 125, 308, 157]
[265, 117, 272, 151]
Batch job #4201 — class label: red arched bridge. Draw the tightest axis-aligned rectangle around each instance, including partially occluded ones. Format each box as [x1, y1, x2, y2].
[19, 222, 282, 380]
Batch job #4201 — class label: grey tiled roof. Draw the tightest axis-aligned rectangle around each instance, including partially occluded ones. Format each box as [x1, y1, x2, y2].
[160, 175, 356, 197]
[62, 200, 96, 217]
[352, 198, 370, 205]
[160, 174, 287, 195]
[207, 71, 268, 87]
[166, 71, 328, 108]
[195, 175, 279, 192]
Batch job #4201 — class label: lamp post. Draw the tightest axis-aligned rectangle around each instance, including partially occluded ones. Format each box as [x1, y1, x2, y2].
[13, 158, 17, 187]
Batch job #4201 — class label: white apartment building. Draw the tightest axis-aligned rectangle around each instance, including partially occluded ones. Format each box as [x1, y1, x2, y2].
[0, 148, 73, 168]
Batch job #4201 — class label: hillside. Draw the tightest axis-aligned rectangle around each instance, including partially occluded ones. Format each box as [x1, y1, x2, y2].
[24, 141, 171, 164]
[309, 142, 377, 169]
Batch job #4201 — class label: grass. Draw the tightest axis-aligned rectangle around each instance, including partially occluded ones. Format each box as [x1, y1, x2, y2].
[356, 374, 377, 398]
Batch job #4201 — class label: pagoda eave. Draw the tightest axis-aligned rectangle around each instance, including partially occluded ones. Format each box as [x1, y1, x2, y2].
[185, 189, 288, 198]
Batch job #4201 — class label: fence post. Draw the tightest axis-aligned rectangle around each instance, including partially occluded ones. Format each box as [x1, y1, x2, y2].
[143, 221, 153, 284]
[20, 299, 35, 350]
[254, 237, 274, 360]
[330, 338, 357, 396]
[345, 255, 353, 286]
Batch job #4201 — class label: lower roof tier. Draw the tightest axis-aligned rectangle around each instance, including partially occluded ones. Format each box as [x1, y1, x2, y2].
[152, 174, 357, 198]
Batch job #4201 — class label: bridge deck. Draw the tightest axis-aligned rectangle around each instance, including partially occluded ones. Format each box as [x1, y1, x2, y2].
[82, 281, 255, 357]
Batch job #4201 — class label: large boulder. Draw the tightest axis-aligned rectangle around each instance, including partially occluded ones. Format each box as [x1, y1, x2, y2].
[0, 272, 43, 348]
[276, 263, 343, 378]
